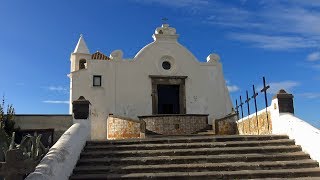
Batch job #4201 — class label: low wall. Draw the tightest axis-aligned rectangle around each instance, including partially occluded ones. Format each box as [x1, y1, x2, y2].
[139, 114, 208, 135]
[25, 121, 90, 180]
[237, 109, 272, 135]
[107, 115, 145, 140]
[273, 113, 320, 166]
[215, 113, 237, 135]
[14, 115, 73, 143]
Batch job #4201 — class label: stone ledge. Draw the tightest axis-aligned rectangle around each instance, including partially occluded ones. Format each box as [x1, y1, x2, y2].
[138, 114, 209, 118]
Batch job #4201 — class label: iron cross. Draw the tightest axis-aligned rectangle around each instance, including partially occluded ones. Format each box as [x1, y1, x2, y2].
[162, 18, 168, 23]
[252, 84, 259, 134]
[245, 90, 251, 116]
[235, 99, 239, 120]
[245, 90, 251, 133]
[239, 96, 244, 119]
[260, 76, 270, 130]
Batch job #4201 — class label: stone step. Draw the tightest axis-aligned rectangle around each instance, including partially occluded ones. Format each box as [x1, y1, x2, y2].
[73, 159, 318, 174]
[77, 152, 310, 166]
[84, 139, 295, 151]
[80, 145, 302, 158]
[70, 167, 320, 179]
[196, 130, 215, 135]
[87, 135, 289, 145]
[251, 178, 320, 180]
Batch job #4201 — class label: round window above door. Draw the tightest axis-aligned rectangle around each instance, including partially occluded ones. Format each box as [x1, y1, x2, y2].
[158, 56, 177, 75]
[162, 61, 171, 70]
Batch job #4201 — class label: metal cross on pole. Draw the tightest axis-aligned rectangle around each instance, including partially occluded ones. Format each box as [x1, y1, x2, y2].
[239, 96, 244, 119]
[239, 96, 244, 133]
[260, 76, 270, 131]
[162, 17, 168, 24]
[245, 90, 251, 133]
[235, 99, 239, 120]
[245, 90, 251, 117]
[251, 84, 259, 134]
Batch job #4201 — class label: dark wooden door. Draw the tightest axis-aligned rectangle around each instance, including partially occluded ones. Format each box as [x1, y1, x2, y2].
[157, 85, 180, 114]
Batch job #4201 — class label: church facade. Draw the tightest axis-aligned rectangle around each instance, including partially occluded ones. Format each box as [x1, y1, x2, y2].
[69, 23, 233, 139]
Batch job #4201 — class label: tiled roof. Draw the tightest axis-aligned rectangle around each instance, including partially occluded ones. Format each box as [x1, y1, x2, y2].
[91, 51, 110, 60]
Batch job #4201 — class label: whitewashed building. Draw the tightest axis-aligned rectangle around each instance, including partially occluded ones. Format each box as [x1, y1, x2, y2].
[69, 23, 233, 139]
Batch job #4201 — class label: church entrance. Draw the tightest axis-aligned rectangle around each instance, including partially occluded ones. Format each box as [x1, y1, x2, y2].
[149, 75, 187, 115]
[157, 85, 180, 114]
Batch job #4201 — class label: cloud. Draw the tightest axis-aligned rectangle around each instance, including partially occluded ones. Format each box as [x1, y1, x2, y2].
[226, 80, 240, 93]
[45, 86, 69, 94]
[135, 0, 209, 8]
[15, 82, 25, 86]
[299, 93, 320, 99]
[135, 0, 320, 51]
[307, 52, 320, 61]
[48, 86, 68, 91]
[43, 100, 69, 104]
[228, 33, 318, 50]
[227, 85, 240, 93]
[311, 64, 320, 70]
[266, 81, 300, 94]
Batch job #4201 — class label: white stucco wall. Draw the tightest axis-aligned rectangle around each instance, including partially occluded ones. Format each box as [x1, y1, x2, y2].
[271, 97, 320, 165]
[273, 113, 320, 165]
[69, 24, 233, 140]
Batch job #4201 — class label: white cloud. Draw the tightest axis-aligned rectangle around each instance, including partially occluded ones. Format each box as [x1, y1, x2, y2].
[48, 86, 68, 91]
[264, 81, 300, 94]
[226, 80, 240, 93]
[227, 85, 240, 93]
[136, 0, 320, 51]
[228, 33, 318, 50]
[135, 0, 209, 8]
[43, 100, 69, 104]
[311, 64, 320, 70]
[307, 52, 320, 61]
[299, 93, 320, 99]
[15, 82, 25, 86]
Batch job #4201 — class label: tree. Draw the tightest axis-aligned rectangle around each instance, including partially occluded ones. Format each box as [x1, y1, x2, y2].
[0, 96, 16, 162]
[0, 96, 16, 136]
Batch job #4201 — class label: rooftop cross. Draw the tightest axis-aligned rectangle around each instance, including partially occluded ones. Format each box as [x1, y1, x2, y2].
[162, 17, 168, 24]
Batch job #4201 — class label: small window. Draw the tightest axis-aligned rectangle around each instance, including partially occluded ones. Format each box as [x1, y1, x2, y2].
[93, 75, 101, 86]
[162, 61, 171, 70]
[79, 59, 86, 70]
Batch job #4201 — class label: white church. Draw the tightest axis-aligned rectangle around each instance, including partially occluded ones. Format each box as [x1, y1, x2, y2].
[69, 23, 233, 139]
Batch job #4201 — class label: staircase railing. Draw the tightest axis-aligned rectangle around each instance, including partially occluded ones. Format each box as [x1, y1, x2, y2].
[25, 122, 90, 180]
[235, 77, 271, 135]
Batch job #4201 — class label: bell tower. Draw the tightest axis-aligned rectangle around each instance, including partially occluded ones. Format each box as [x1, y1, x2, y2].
[69, 35, 91, 113]
[70, 34, 91, 72]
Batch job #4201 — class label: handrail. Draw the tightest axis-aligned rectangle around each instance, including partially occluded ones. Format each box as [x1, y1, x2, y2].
[25, 122, 89, 180]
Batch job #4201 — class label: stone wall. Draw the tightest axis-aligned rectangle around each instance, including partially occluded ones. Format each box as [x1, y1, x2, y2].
[237, 111, 272, 135]
[215, 113, 238, 135]
[107, 115, 145, 140]
[139, 114, 208, 135]
[14, 114, 73, 143]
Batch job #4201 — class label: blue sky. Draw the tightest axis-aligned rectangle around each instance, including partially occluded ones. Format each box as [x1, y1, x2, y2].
[0, 0, 319, 127]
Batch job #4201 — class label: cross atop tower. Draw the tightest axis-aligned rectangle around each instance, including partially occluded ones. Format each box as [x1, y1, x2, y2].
[162, 17, 168, 24]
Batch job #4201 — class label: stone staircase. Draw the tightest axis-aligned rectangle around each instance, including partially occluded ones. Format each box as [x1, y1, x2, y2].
[70, 135, 320, 179]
